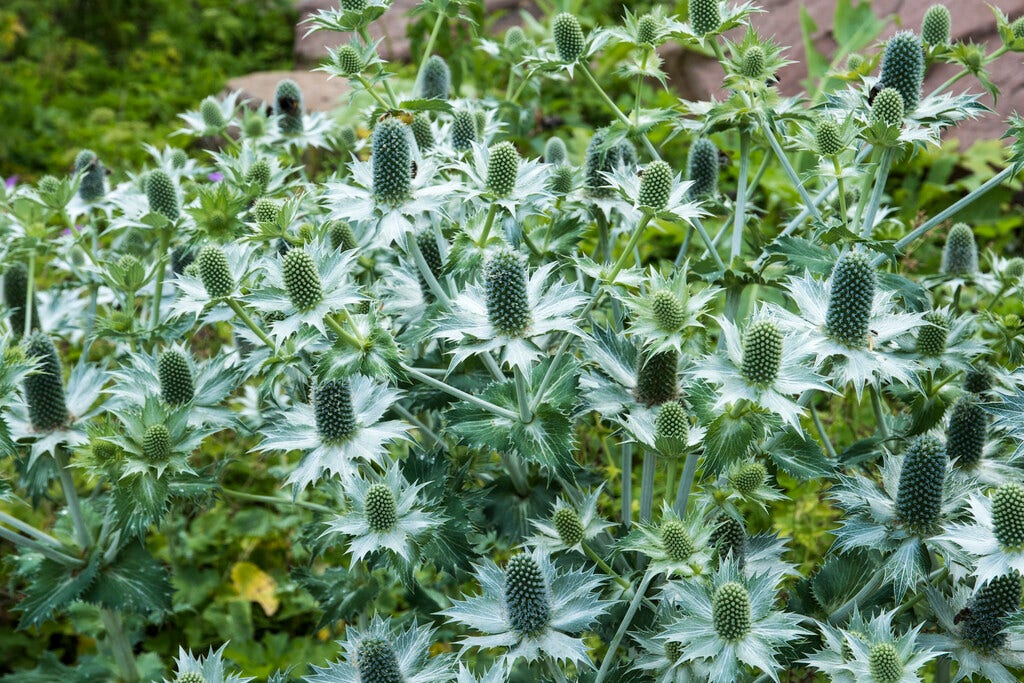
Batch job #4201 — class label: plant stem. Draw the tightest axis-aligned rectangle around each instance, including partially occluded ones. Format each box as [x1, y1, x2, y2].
[358, 27, 399, 108]
[325, 315, 365, 348]
[687, 216, 727, 270]
[501, 452, 531, 496]
[621, 442, 633, 528]
[860, 147, 895, 239]
[149, 227, 170, 331]
[608, 213, 653, 280]
[414, 12, 446, 88]
[870, 384, 891, 440]
[832, 156, 848, 228]
[594, 571, 655, 683]
[226, 298, 275, 349]
[578, 63, 660, 161]
[24, 250, 35, 337]
[829, 570, 884, 624]
[101, 609, 139, 683]
[477, 203, 498, 246]
[674, 450, 700, 517]
[391, 402, 446, 449]
[0, 510, 64, 548]
[401, 364, 520, 420]
[356, 75, 392, 109]
[55, 446, 90, 548]
[639, 450, 656, 523]
[761, 116, 822, 223]
[480, 352, 505, 383]
[876, 163, 1019, 266]
[732, 130, 751, 262]
[405, 231, 451, 306]
[810, 403, 838, 459]
[219, 487, 334, 515]
[513, 366, 533, 423]
[0, 525, 83, 566]
[546, 659, 569, 683]
[633, 49, 649, 128]
[582, 542, 632, 590]
[664, 458, 677, 509]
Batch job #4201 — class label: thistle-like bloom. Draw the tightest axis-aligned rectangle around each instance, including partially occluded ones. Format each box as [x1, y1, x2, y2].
[778, 253, 923, 397]
[619, 266, 718, 356]
[440, 548, 609, 670]
[922, 4, 952, 46]
[694, 313, 835, 428]
[920, 583, 1024, 683]
[688, 0, 721, 35]
[940, 483, 1024, 585]
[661, 559, 806, 682]
[106, 396, 214, 478]
[246, 240, 362, 340]
[253, 374, 409, 490]
[433, 251, 585, 372]
[879, 31, 925, 112]
[803, 608, 938, 682]
[175, 91, 245, 139]
[74, 149, 106, 202]
[871, 87, 905, 127]
[165, 644, 253, 683]
[941, 222, 979, 277]
[620, 504, 714, 577]
[322, 464, 442, 564]
[306, 615, 455, 683]
[603, 163, 704, 224]
[528, 487, 614, 554]
[418, 54, 451, 100]
[454, 142, 553, 222]
[688, 137, 719, 197]
[172, 243, 257, 324]
[947, 393, 988, 468]
[552, 12, 585, 62]
[146, 169, 181, 222]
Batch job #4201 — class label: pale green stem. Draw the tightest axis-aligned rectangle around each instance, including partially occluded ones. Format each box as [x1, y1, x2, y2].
[811, 403, 838, 459]
[0, 510, 64, 548]
[578, 63, 660, 161]
[55, 447, 90, 548]
[477, 203, 498, 246]
[546, 660, 569, 683]
[633, 49, 649, 128]
[674, 450, 700, 517]
[935, 658, 951, 683]
[829, 570, 885, 624]
[502, 452, 531, 496]
[101, 609, 139, 683]
[932, 45, 1008, 97]
[402, 364, 520, 421]
[325, 314, 365, 349]
[639, 450, 656, 523]
[870, 384, 891, 440]
[0, 525, 83, 566]
[832, 156, 848, 228]
[149, 227, 170, 331]
[582, 541, 632, 590]
[392, 403, 446, 449]
[480, 352, 506, 383]
[860, 147, 895, 239]
[513, 366, 533, 423]
[219, 487, 334, 515]
[664, 458, 677, 510]
[358, 27, 399, 108]
[594, 572, 656, 683]
[355, 74, 392, 110]
[621, 442, 633, 528]
[414, 12, 446, 88]
[24, 250, 35, 337]
[875, 164, 1019, 267]
[731, 130, 751, 261]
[405, 231, 452, 306]
[692, 216, 726, 270]
[226, 298, 275, 349]
[761, 116, 822, 222]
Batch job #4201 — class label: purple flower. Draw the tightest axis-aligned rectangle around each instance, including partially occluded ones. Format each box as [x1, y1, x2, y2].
[207, 172, 224, 182]
[5, 176, 18, 188]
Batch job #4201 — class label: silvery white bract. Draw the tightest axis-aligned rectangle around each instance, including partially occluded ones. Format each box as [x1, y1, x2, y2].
[527, 486, 615, 555]
[454, 143, 553, 221]
[618, 266, 718, 357]
[939, 491, 1024, 586]
[165, 644, 253, 683]
[618, 503, 714, 578]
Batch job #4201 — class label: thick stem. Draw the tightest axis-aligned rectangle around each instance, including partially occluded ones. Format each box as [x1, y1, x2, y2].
[477, 203, 498, 246]
[582, 541, 632, 590]
[325, 314, 365, 349]
[732, 130, 751, 261]
[621, 442, 633, 528]
[149, 228, 170, 331]
[513, 366, 533, 423]
[829, 570, 884, 624]
[860, 147, 895, 239]
[219, 487, 334, 515]
[578, 63, 660, 161]
[594, 572, 655, 683]
[55, 447, 90, 548]
[358, 27, 399, 107]
[674, 450, 700, 517]
[101, 609, 139, 683]
[761, 117, 822, 223]
[0, 525, 84, 566]
[811, 403, 838, 459]
[405, 231, 451, 306]
[391, 402, 446, 449]
[639, 450, 656, 523]
[664, 458, 677, 510]
[402, 364, 520, 420]
[226, 298, 275, 349]
[414, 12, 447, 88]
[355, 75, 392, 110]
[870, 384, 891, 440]
[0, 510, 64, 548]
[502, 452, 531, 496]
[832, 156, 848, 228]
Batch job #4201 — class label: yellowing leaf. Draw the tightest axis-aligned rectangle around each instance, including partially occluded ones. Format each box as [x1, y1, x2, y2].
[231, 561, 279, 616]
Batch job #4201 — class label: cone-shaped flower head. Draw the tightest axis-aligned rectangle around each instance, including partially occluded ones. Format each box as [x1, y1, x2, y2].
[175, 673, 206, 683]
[74, 149, 105, 201]
[171, 248, 194, 275]
[196, 245, 233, 299]
[868, 643, 903, 683]
[824, 251, 876, 347]
[504, 26, 527, 52]
[712, 516, 746, 565]
[356, 637, 403, 683]
[4, 263, 38, 338]
[961, 573, 1022, 653]
[741, 46, 766, 78]
[922, 5, 952, 46]
[584, 129, 618, 197]
[638, 161, 673, 212]
[552, 13, 585, 62]
[159, 349, 194, 406]
[171, 149, 188, 169]
[687, 137, 719, 197]
[636, 349, 679, 406]
[246, 158, 271, 193]
[415, 231, 444, 298]
[364, 483, 399, 533]
[485, 250, 531, 337]
[550, 165, 574, 195]
[689, 0, 721, 35]
[1013, 16, 1024, 40]
[651, 289, 685, 332]
[965, 366, 993, 395]
[553, 506, 584, 546]
[253, 197, 280, 224]
[661, 520, 696, 561]
[146, 169, 180, 222]
[712, 582, 752, 641]
[335, 44, 364, 77]
[941, 223, 978, 276]
[916, 311, 949, 356]
[731, 462, 767, 495]
[879, 31, 924, 112]
[329, 221, 358, 252]
[372, 117, 413, 205]
[946, 394, 986, 467]
[740, 320, 783, 385]
[314, 379, 357, 444]
[871, 87, 905, 127]
[894, 435, 946, 533]
[637, 14, 660, 45]
[994, 484, 1024, 550]
[342, 0, 365, 11]
[544, 137, 568, 165]
[1006, 257, 1024, 279]
[450, 110, 477, 151]
[200, 97, 226, 129]
[504, 553, 551, 636]
[274, 79, 304, 134]
[143, 423, 171, 461]
[282, 248, 324, 311]
[486, 142, 520, 197]
[37, 176, 59, 197]
[655, 401, 690, 456]
[410, 115, 434, 151]
[22, 333, 68, 432]
[419, 55, 451, 100]
[815, 118, 843, 156]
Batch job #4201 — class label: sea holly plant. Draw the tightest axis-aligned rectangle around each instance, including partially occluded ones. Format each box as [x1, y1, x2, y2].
[7, 1, 1024, 682]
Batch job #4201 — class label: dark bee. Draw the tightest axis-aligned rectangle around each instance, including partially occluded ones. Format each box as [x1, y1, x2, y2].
[868, 84, 882, 105]
[718, 151, 730, 167]
[954, 607, 972, 625]
[276, 95, 300, 116]
[410, 160, 418, 178]
[636, 168, 645, 178]
[378, 110, 414, 125]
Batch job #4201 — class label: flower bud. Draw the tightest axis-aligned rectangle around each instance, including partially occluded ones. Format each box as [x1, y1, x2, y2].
[941, 222, 978, 276]
[245, 158, 271, 193]
[994, 483, 1024, 550]
[200, 97, 225, 130]
[922, 5, 952, 46]
[815, 118, 843, 157]
[689, 0, 721, 35]
[731, 462, 767, 495]
[74, 149, 105, 201]
[638, 160, 673, 212]
[274, 79, 304, 135]
[871, 87, 905, 127]
[341, 0, 365, 11]
[879, 31, 924, 112]
[712, 516, 746, 566]
[364, 483, 398, 533]
[916, 311, 949, 356]
[740, 46, 766, 78]
[146, 170, 180, 222]
[450, 110, 477, 151]
[253, 198, 280, 224]
[143, 424, 171, 461]
[894, 435, 946, 532]
[687, 138, 719, 198]
[544, 137, 568, 165]
[651, 289, 684, 332]
[334, 45, 364, 77]
[485, 250, 531, 337]
[552, 13, 585, 62]
[740, 320, 783, 385]
[961, 573, 1022, 653]
[357, 638, 403, 683]
[553, 506, 584, 546]
[175, 673, 207, 683]
[282, 249, 323, 311]
[712, 582, 751, 640]
[635, 349, 679, 407]
[419, 55, 451, 100]
[946, 394, 986, 468]
[637, 14, 660, 46]
[661, 520, 695, 561]
[964, 366, 993, 395]
[329, 221, 358, 252]
[868, 643, 903, 683]
[314, 379, 357, 443]
[159, 349, 194, 406]
[411, 115, 434, 152]
[549, 165, 575, 195]
[504, 554, 550, 636]
[486, 141, 520, 197]
[504, 26, 527, 53]
[824, 251, 876, 347]
[196, 245, 233, 299]
[372, 117, 412, 204]
[22, 333, 68, 432]
[655, 401, 690, 456]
